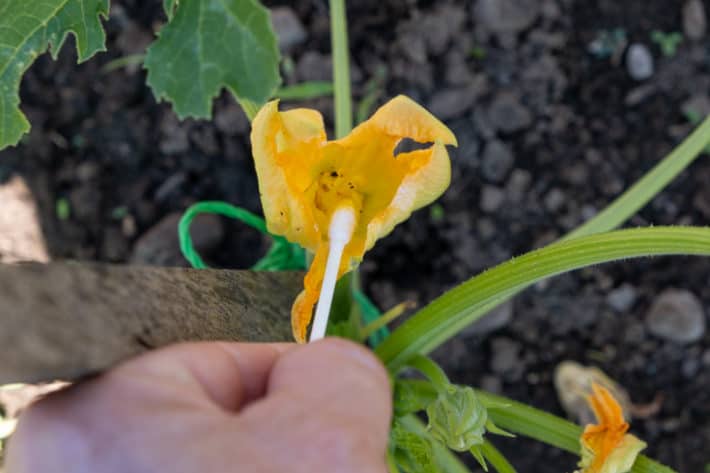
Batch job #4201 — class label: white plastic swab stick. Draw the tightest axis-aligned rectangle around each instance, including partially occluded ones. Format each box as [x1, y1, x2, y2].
[309, 206, 356, 342]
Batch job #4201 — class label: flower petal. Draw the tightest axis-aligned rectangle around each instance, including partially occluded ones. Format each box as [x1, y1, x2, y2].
[364, 141, 451, 251]
[366, 95, 458, 145]
[576, 384, 646, 473]
[251, 100, 326, 251]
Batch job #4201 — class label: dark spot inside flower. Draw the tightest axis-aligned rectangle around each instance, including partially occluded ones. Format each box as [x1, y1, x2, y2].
[330, 171, 338, 177]
[321, 183, 330, 191]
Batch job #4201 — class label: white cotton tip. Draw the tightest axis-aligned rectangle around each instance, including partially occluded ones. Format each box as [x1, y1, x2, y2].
[328, 206, 357, 244]
[309, 206, 357, 342]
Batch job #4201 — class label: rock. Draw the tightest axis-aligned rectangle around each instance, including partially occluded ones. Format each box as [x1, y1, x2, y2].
[445, 49, 474, 86]
[683, 0, 707, 40]
[480, 375, 503, 394]
[214, 101, 250, 136]
[471, 108, 497, 140]
[423, 4, 467, 55]
[645, 289, 706, 343]
[606, 284, 638, 313]
[397, 29, 428, 64]
[487, 92, 532, 133]
[296, 51, 332, 82]
[477, 217, 497, 239]
[159, 113, 190, 155]
[490, 337, 522, 380]
[130, 212, 224, 266]
[505, 169, 532, 203]
[681, 93, 710, 119]
[115, 21, 153, 56]
[190, 127, 220, 155]
[543, 188, 566, 212]
[154, 172, 186, 203]
[521, 54, 567, 104]
[540, 0, 561, 21]
[427, 87, 478, 120]
[481, 140, 515, 182]
[480, 185, 506, 213]
[270, 7, 307, 52]
[462, 301, 513, 336]
[473, 0, 540, 35]
[624, 84, 658, 107]
[682, 357, 700, 378]
[626, 43, 655, 81]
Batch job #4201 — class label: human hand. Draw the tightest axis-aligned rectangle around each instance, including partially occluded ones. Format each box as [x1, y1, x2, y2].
[6, 338, 392, 473]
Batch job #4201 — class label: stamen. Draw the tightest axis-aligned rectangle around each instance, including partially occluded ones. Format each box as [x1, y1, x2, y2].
[309, 206, 356, 342]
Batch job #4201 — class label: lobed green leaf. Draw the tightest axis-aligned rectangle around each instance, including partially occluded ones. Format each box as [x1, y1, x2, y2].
[144, 0, 280, 120]
[0, 0, 109, 150]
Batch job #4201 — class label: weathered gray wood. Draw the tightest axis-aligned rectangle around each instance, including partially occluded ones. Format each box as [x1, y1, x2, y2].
[0, 263, 303, 385]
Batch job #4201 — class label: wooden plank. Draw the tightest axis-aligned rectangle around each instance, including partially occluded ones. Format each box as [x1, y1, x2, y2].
[0, 263, 302, 384]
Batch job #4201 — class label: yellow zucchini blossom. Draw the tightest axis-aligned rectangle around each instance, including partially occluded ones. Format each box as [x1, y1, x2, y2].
[575, 383, 646, 473]
[250, 95, 456, 342]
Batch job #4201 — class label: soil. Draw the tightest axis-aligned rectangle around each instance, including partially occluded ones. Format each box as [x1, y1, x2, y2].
[1, 0, 710, 471]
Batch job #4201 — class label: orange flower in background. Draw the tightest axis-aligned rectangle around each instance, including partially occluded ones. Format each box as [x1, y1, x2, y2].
[250, 95, 457, 342]
[576, 383, 646, 473]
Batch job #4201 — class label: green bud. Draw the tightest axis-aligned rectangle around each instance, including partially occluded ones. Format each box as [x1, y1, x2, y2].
[426, 385, 487, 452]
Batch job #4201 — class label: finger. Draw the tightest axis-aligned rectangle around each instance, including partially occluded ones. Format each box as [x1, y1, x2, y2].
[239, 338, 392, 472]
[109, 341, 294, 411]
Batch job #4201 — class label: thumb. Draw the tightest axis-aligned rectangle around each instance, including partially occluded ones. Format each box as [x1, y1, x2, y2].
[239, 338, 392, 473]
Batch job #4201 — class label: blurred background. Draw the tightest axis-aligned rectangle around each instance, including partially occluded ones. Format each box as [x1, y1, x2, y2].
[1, 0, 709, 471]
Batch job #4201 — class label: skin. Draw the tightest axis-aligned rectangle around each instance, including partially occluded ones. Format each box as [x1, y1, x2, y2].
[6, 338, 392, 473]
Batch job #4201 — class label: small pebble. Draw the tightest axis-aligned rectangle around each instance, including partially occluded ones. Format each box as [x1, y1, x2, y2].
[473, 0, 540, 34]
[683, 0, 707, 40]
[481, 140, 515, 183]
[645, 289, 706, 344]
[462, 301, 513, 336]
[490, 337, 522, 379]
[270, 7, 307, 52]
[543, 188, 566, 213]
[626, 43, 654, 81]
[487, 92, 532, 133]
[607, 284, 638, 312]
[480, 185, 506, 213]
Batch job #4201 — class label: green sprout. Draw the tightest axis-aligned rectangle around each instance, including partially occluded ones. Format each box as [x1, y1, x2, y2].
[55, 198, 71, 221]
[650, 30, 683, 57]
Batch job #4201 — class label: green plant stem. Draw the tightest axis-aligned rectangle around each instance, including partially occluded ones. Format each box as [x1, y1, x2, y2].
[564, 114, 710, 240]
[405, 355, 451, 390]
[377, 227, 710, 370]
[276, 81, 334, 100]
[480, 440, 517, 473]
[329, 0, 352, 138]
[100, 53, 145, 73]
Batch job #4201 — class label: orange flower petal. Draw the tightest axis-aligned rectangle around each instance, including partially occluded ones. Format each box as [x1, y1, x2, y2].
[577, 383, 646, 473]
[364, 95, 458, 145]
[251, 101, 325, 251]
